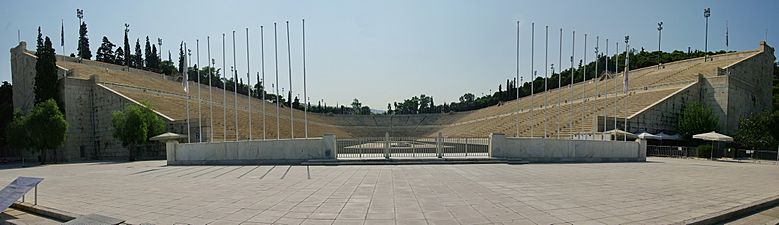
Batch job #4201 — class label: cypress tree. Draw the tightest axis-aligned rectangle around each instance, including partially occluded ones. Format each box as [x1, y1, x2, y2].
[134, 39, 142, 68]
[115, 47, 124, 65]
[150, 45, 159, 71]
[123, 29, 130, 66]
[35, 27, 44, 56]
[77, 22, 92, 60]
[34, 37, 60, 107]
[144, 36, 151, 69]
[178, 42, 185, 74]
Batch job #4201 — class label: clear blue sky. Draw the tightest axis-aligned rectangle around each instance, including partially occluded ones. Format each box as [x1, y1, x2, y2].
[2, 0, 777, 109]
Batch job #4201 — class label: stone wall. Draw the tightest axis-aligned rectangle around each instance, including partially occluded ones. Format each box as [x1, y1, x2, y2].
[488, 133, 646, 162]
[626, 82, 701, 134]
[169, 134, 336, 165]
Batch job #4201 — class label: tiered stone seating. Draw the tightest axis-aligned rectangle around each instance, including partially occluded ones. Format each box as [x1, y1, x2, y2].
[54, 50, 754, 139]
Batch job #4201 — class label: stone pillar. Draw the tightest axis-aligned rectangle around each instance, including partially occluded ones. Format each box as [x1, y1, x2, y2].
[165, 140, 179, 165]
[635, 138, 647, 162]
[323, 134, 336, 159]
[436, 132, 443, 158]
[489, 133, 506, 158]
[384, 132, 390, 159]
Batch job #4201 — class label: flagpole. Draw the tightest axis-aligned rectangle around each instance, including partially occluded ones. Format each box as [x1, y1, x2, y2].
[569, 31, 575, 139]
[302, 19, 308, 138]
[557, 28, 562, 139]
[222, 33, 227, 141]
[286, 21, 294, 139]
[246, 28, 252, 140]
[544, 25, 548, 139]
[274, 23, 280, 140]
[515, 21, 520, 138]
[207, 36, 213, 142]
[582, 34, 587, 128]
[197, 39, 202, 142]
[594, 36, 599, 135]
[232, 31, 238, 141]
[261, 26, 266, 140]
[604, 38, 608, 133]
[614, 41, 618, 140]
[623, 36, 629, 142]
[530, 22, 534, 138]
[185, 42, 191, 143]
[61, 19, 64, 55]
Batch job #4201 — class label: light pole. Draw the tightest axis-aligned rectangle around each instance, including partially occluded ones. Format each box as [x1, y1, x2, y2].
[159, 38, 164, 78]
[704, 8, 710, 53]
[594, 37, 599, 133]
[582, 34, 587, 125]
[657, 22, 663, 69]
[76, 9, 83, 26]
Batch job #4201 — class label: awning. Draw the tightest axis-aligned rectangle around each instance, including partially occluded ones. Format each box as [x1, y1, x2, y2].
[692, 131, 734, 142]
[636, 132, 661, 140]
[604, 129, 638, 139]
[655, 132, 683, 141]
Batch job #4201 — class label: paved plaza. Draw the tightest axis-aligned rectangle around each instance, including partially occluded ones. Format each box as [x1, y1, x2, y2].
[1, 158, 779, 224]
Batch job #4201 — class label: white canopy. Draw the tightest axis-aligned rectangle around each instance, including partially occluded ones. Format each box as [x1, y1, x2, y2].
[655, 132, 683, 140]
[604, 129, 637, 139]
[636, 132, 661, 140]
[692, 131, 733, 142]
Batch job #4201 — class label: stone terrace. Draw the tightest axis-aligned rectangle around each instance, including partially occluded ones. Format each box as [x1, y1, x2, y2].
[2, 158, 779, 224]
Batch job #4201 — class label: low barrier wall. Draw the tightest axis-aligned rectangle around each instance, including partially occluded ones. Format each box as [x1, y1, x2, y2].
[167, 134, 336, 165]
[489, 133, 646, 163]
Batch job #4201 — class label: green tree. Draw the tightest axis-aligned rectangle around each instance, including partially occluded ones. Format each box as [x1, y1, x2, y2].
[735, 111, 779, 150]
[144, 36, 152, 69]
[112, 102, 166, 161]
[34, 36, 60, 107]
[773, 62, 778, 111]
[115, 47, 125, 65]
[677, 102, 719, 140]
[6, 111, 29, 160]
[0, 82, 12, 149]
[96, 36, 116, 63]
[124, 28, 131, 66]
[134, 39, 143, 68]
[351, 99, 362, 115]
[77, 22, 92, 60]
[26, 99, 68, 164]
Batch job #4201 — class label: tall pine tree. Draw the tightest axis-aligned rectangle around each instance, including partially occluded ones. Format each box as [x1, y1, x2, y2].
[178, 42, 185, 74]
[150, 44, 159, 70]
[96, 36, 115, 63]
[144, 36, 152, 69]
[115, 47, 124, 65]
[77, 22, 92, 60]
[134, 38, 142, 68]
[34, 36, 60, 107]
[123, 29, 130, 66]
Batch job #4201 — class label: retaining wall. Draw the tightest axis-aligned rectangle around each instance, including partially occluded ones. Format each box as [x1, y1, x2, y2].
[168, 134, 336, 165]
[489, 133, 646, 163]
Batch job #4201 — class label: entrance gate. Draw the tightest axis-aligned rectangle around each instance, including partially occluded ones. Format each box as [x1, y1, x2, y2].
[336, 135, 489, 159]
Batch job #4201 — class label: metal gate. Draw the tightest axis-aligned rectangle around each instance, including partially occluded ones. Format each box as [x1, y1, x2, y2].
[336, 135, 489, 159]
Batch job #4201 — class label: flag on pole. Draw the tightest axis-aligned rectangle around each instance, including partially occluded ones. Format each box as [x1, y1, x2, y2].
[725, 21, 729, 49]
[183, 44, 189, 93]
[60, 19, 64, 47]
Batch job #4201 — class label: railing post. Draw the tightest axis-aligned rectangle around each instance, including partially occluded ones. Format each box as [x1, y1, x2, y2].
[436, 132, 443, 158]
[384, 132, 390, 159]
[465, 138, 469, 157]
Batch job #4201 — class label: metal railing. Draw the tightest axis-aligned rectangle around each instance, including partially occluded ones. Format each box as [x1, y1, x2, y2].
[731, 149, 779, 164]
[336, 136, 489, 159]
[647, 145, 697, 158]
